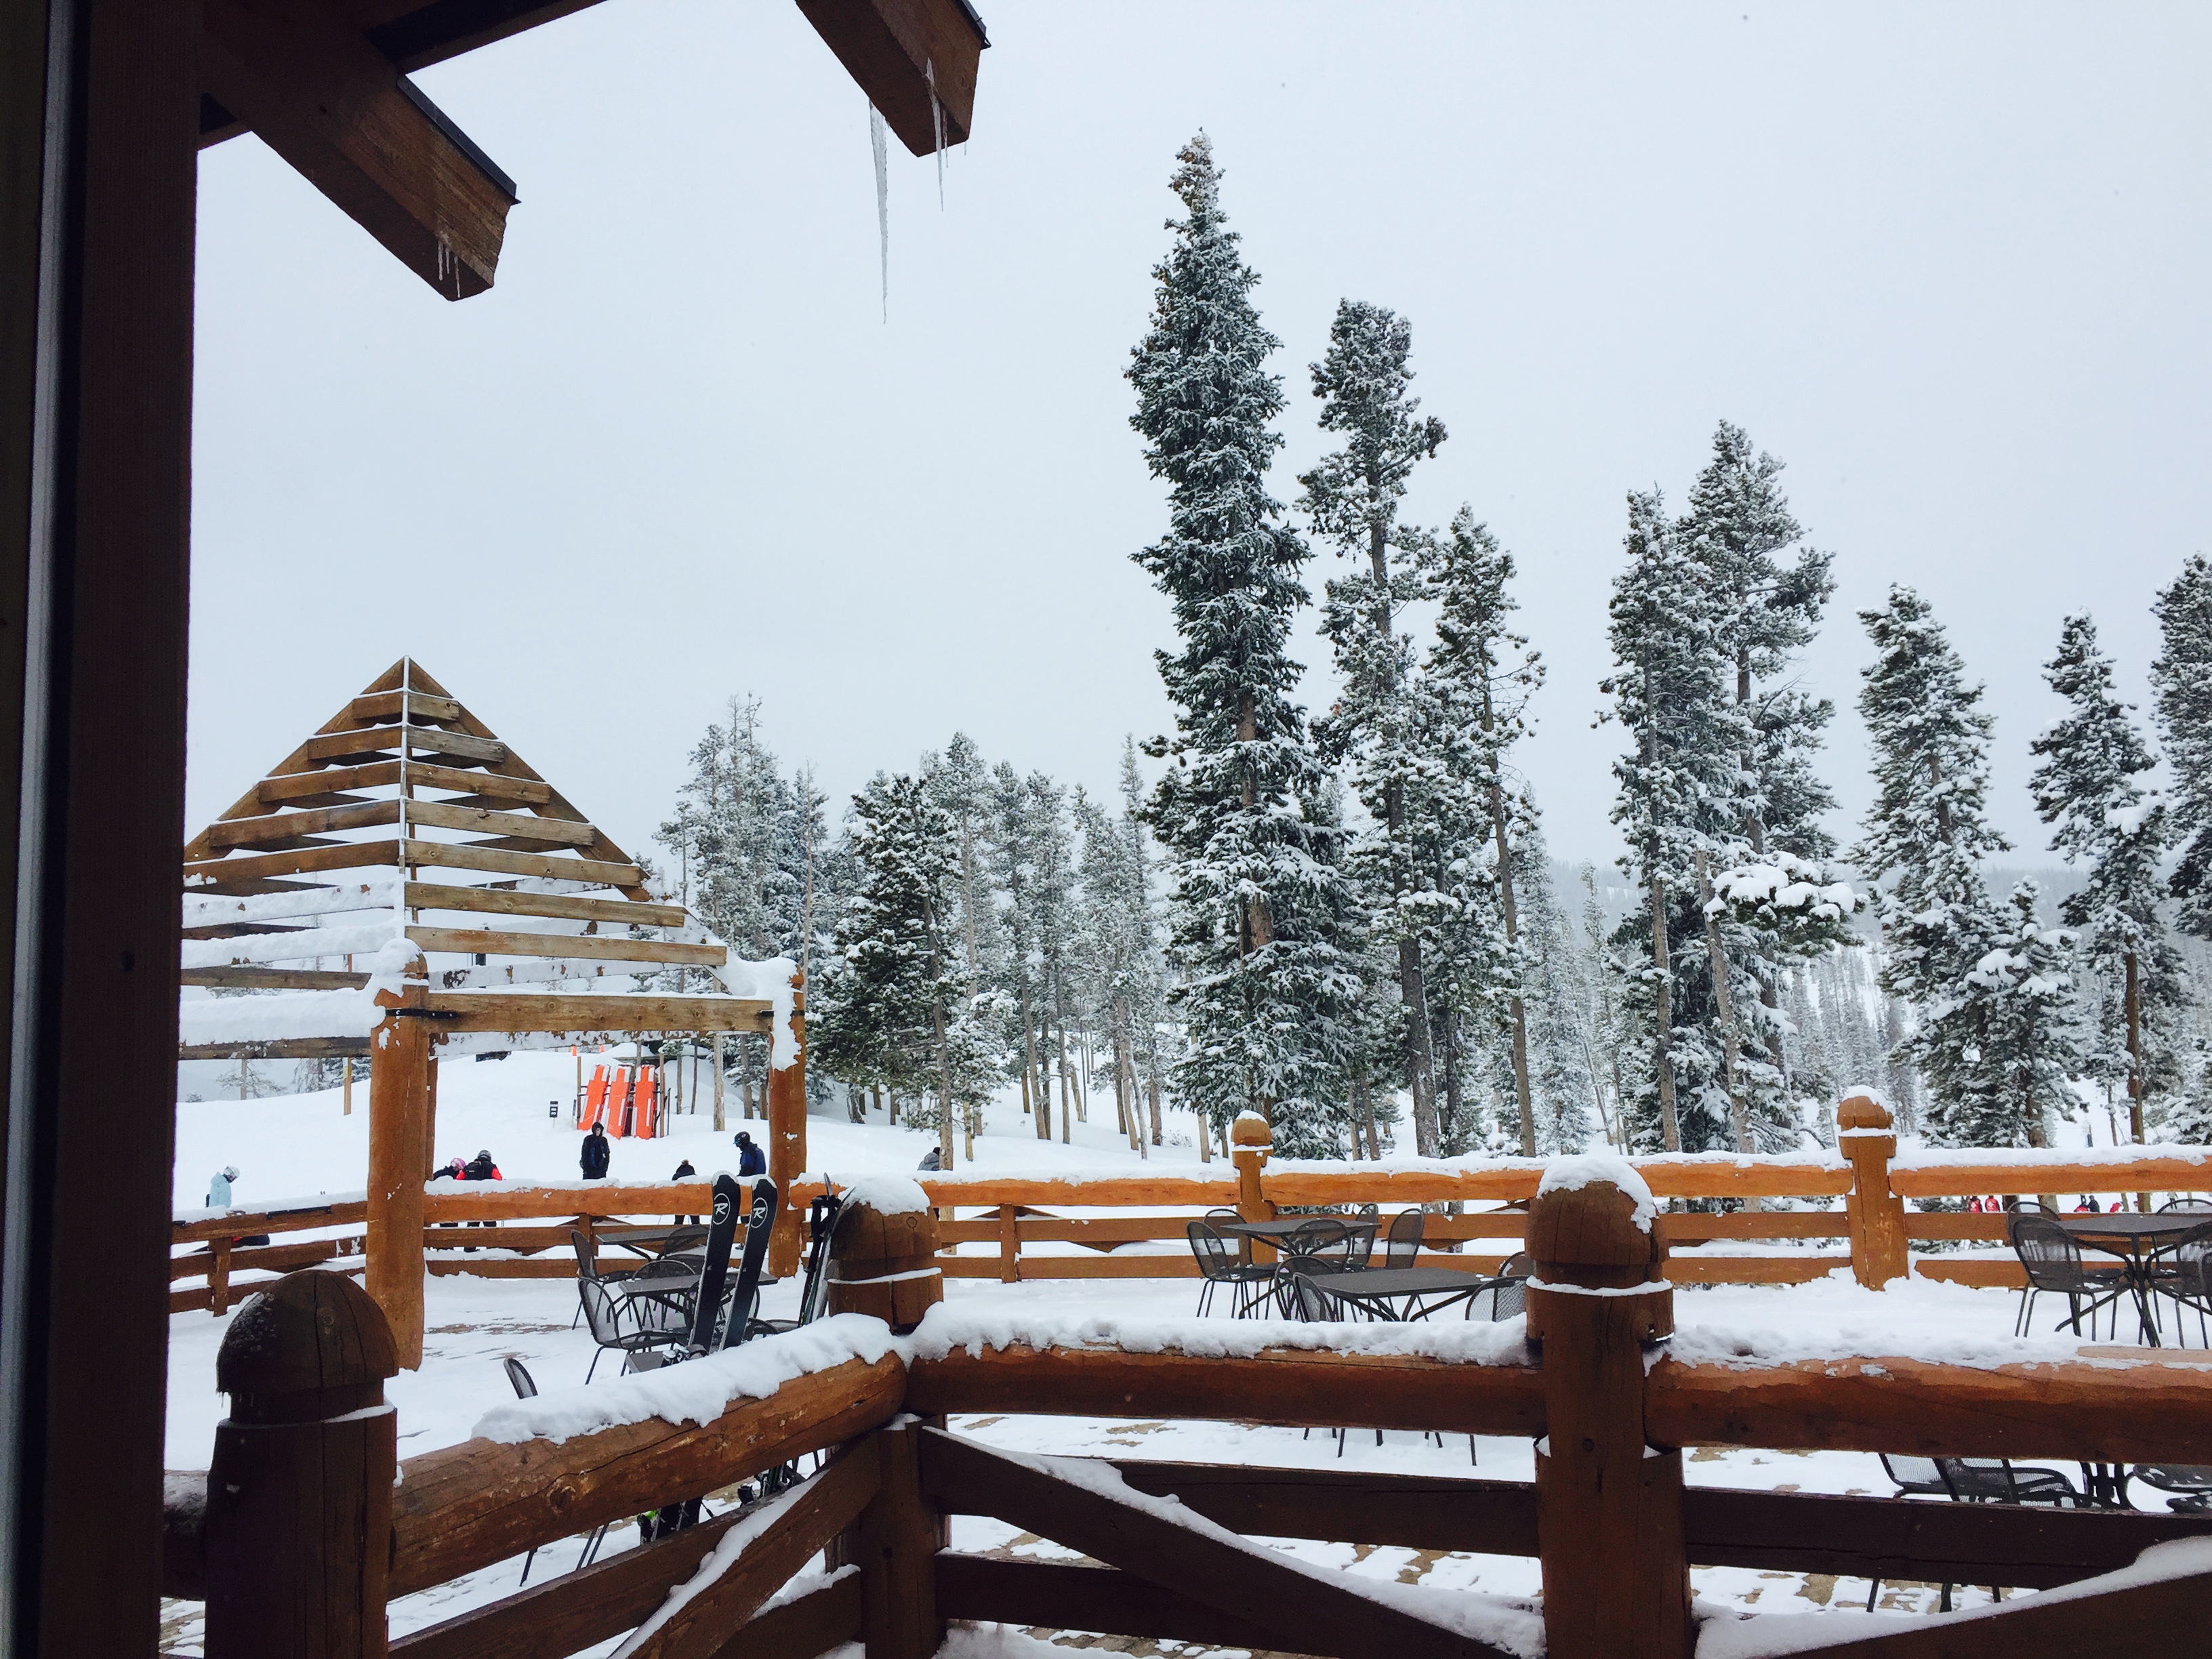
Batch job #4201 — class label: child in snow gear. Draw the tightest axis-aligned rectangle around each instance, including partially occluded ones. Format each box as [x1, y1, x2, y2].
[672, 1158, 698, 1223]
[917, 1145, 943, 1172]
[207, 1166, 237, 1208]
[733, 1131, 766, 1177]
[581, 1122, 611, 1179]
[464, 1149, 500, 1181]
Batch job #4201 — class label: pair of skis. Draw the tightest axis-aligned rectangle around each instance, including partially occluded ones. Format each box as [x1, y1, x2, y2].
[684, 1172, 778, 1356]
[641, 1172, 779, 1542]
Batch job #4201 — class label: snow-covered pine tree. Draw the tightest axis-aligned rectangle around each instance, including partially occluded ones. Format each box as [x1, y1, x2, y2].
[984, 761, 1041, 1137]
[1113, 739, 1178, 1152]
[1422, 508, 1543, 1152]
[1512, 833, 1593, 1153]
[1681, 424, 1841, 1143]
[2153, 555, 2212, 936]
[1851, 587, 2013, 1145]
[1966, 882, 2085, 1148]
[810, 773, 996, 1164]
[1602, 490, 1740, 1151]
[925, 734, 1006, 1158]
[1076, 785, 1160, 1156]
[1025, 771, 1084, 1141]
[1300, 299, 1448, 1153]
[1128, 134, 1359, 1153]
[2028, 613, 2184, 1145]
[1576, 865, 1629, 1150]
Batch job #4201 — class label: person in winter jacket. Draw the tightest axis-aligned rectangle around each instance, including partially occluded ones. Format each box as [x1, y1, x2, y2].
[463, 1149, 501, 1181]
[207, 1166, 237, 1208]
[733, 1130, 766, 1177]
[916, 1145, 943, 1172]
[580, 1122, 611, 1180]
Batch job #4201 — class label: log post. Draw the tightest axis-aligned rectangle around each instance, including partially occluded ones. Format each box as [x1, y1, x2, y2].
[204, 1271, 398, 1659]
[1839, 1094, 1909, 1290]
[1232, 1111, 1274, 1262]
[1526, 1159, 1690, 1659]
[767, 971, 808, 1278]
[839, 1420, 943, 1659]
[998, 1204, 1021, 1284]
[827, 1185, 944, 1333]
[209, 1235, 232, 1317]
[366, 952, 430, 1368]
[422, 1046, 441, 1178]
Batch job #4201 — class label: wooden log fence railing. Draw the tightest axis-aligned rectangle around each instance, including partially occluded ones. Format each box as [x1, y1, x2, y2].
[164, 1162, 2212, 1659]
[169, 1097, 2212, 1319]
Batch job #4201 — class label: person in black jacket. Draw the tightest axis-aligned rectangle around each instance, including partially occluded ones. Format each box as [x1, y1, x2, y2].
[580, 1122, 611, 1180]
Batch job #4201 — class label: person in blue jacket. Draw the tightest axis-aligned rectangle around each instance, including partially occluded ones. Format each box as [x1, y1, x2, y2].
[733, 1130, 766, 1177]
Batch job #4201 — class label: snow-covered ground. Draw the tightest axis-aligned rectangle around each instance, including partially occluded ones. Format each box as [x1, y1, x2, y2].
[173, 1049, 1222, 1214]
[162, 1061, 2205, 1656]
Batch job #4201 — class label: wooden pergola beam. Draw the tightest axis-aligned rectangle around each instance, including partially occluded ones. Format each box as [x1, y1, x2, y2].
[796, 0, 987, 157]
[199, 0, 518, 300]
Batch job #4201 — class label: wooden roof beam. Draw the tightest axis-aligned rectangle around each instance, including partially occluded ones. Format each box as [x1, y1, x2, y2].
[199, 0, 518, 300]
[797, 0, 987, 157]
[200, 3, 612, 145]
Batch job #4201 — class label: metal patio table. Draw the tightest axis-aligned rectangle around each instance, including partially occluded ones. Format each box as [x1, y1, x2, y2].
[2059, 1212, 2205, 1347]
[1217, 1216, 1380, 1259]
[1302, 1266, 1494, 1323]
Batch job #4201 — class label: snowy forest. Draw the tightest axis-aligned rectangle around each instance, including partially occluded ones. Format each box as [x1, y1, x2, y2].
[654, 135, 2212, 1168]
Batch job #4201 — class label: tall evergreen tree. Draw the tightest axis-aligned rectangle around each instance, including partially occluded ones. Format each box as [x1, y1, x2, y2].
[1680, 424, 1839, 1137]
[1966, 882, 2085, 1147]
[1851, 587, 2015, 1145]
[1128, 134, 1359, 1150]
[1422, 507, 1542, 1152]
[2029, 613, 2182, 1145]
[811, 773, 995, 1164]
[1602, 490, 1738, 1150]
[2152, 554, 2212, 935]
[1300, 299, 1449, 1153]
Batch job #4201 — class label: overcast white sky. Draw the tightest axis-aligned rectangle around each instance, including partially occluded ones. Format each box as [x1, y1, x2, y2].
[188, 2, 2212, 877]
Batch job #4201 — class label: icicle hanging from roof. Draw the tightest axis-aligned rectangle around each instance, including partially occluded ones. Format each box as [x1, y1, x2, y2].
[868, 102, 889, 322]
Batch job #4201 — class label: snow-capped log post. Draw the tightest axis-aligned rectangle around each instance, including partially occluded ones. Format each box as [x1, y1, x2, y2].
[204, 1271, 397, 1659]
[1525, 1158, 1691, 1659]
[769, 970, 808, 1278]
[366, 947, 432, 1369]
[1838, 1094, 1910, 1290]
[826, 1181, 943, 1332]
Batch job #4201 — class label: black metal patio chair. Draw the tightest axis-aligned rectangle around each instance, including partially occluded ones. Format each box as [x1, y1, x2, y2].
[2148, 1220, 2212, 1348]
[2007, 1213, 2129, 1338]
[578, 1272, 689, 1383]
[2133, 1464, 2212, 1513]
[1187, 1221, 1274, 1318]
[1866, 1455, 1959, 1611]
[1937, 1456, 2089, 1507]
[1379, 1208, 1425, 1269]
[2158, 1197, 2212, 1212]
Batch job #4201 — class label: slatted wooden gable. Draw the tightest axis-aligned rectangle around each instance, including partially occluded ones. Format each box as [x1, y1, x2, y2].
[180, 657, 741, 1055]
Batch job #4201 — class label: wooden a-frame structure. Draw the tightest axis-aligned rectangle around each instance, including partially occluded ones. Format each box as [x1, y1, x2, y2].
[179, 656, 815, 1365]
[178, 655, 781, 1059]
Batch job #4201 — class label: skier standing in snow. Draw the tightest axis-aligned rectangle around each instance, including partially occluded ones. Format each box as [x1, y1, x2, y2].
[733, 1130, 766, 1177]
[580, 1122, 611, 1180]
